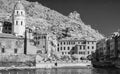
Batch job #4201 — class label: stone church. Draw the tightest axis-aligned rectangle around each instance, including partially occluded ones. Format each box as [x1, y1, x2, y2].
[0, 1, 26, 55]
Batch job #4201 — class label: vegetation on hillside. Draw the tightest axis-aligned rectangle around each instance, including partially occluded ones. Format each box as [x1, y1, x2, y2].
[0, 0, 104, 40]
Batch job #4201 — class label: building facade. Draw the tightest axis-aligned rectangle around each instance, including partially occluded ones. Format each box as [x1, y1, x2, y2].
[0, 1, 26, 55]
[96, 38, 108, 61]
[33, 32, 48, 53]
[57, 38, 96, 61]
[118, 36, 120, 58]
[0, 33, 24, 55]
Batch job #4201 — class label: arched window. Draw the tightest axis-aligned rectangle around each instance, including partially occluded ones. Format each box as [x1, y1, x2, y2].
[17, 11, 19, 14]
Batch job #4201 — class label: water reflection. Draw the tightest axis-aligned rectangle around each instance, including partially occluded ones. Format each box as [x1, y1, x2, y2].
[0, 68, 120, 74]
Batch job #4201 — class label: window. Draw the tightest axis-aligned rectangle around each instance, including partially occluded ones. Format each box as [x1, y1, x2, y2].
[17, 11, 19, 14]
[61, 42, 62, 45]
[43, 46, 45, 48]
[88, 42, 89, 44]
[14, 48, 17, 53]
[68, 47, 70, 50]
[61, 47, 62, 50]
[58, 48, 59, 52]
[64, 47, 65, 50]
[2, 48, 5, 53]
[21, 11, 23, 15]
[80, 46, 81, 50]
[21, 21, 23, 25]
[78, 42, 81, 44]
[62, 52, 64, 55]
[72, 52, 74, 54]
[69, 42, 70, 45]
[9, 28, 11, 30]
[92, 46, 94, 49]
[68, 52, 70, 54]
[38, 37, 40, 39]
[16, 21, 18, 25]
[73, 42, 75, 44]
[44, 36, 46, 39]
[83, 46, 85, 50]
[88, 46, 89, 49]
[88, 51, 89, 54]
[92, 42, 94, 44]
[64, 42, 65, 45]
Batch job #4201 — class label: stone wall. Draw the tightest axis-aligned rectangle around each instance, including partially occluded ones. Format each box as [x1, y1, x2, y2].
[0, 37, 24, 55]
[0, 54, 36, 67]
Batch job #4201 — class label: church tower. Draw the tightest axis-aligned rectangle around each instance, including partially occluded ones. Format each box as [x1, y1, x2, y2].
[12, 0, 26, 37]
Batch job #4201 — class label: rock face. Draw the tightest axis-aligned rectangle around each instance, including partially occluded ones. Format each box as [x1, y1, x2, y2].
[0, 0, 104, 41]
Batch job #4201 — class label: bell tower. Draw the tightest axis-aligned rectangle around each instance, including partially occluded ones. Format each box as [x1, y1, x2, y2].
[12, 0, 26, 37]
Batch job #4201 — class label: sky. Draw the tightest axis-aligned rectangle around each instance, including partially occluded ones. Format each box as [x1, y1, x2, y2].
[28, 0, 120, 36]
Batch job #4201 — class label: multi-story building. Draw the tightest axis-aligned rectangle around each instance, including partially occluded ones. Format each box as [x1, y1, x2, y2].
[109, 32, 119, 59]
[0, 33, 24, 55]
[118, 35, 120, 58]
[57, 38, 96, 61]
[0, 1, 26, 55]
[32, 32, 48, 53]
[96, 38, 107, 61]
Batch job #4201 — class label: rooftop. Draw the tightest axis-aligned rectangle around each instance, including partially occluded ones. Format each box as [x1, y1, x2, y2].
[59, 37, 96, 42]
[0, 33, 24, 39]
[14, 1, 25, 10]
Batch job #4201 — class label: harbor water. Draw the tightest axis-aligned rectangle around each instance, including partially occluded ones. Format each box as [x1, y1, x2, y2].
[0, 68, 119, 74]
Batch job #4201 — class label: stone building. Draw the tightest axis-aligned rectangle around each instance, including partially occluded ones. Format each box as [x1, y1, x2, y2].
[109, 32, 119, 59]
[0, 1, 26, 55]
[57, 38, 96, 60]
[0, 33, 24, 55]
[30, 31, 57, 55]
[96, 38, 107, 61]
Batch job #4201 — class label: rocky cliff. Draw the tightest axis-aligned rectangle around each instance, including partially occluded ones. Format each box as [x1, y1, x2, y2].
[0, 0, 104, 40]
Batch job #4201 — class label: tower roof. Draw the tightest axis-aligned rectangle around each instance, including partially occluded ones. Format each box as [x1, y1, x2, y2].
[14, 0, 24, 10]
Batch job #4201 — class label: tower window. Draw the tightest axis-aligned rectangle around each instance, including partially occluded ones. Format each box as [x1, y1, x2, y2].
[16, 21, 18, 25]
[17, 11, 19, 14]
